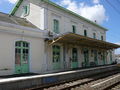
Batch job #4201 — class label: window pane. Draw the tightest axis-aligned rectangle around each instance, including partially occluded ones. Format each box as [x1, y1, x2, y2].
[16, 42, 21, 47]
[15, 48, 21, 65]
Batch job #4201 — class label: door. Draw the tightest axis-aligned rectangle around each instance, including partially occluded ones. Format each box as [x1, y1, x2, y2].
[94, 50, 98, 65]
[71, 48, 78, 69]
[52, 45, 61, 70]
[15, 41, 29, 74]
[84, 49, 89, 67]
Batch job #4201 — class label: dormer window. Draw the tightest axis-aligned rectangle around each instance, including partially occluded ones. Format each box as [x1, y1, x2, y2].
[72, 25, 76, 33]
[23, 5, 30, 16]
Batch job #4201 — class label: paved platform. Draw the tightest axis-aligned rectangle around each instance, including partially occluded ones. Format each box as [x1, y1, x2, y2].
[0, 65, 119, 90]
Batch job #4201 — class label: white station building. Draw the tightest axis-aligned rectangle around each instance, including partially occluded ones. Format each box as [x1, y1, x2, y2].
[0, 0, 119, 76]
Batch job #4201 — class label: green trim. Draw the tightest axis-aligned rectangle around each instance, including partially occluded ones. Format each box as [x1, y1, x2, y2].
[10, 0, 107, 31]
[10, 0, 23, 15]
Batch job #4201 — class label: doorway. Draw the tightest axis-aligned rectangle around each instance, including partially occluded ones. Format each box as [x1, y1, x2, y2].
[84, 49, 89, 67]
[52, 45, 61, 70]
[71, 48, 78, 69]
[15, 41, 29, 74]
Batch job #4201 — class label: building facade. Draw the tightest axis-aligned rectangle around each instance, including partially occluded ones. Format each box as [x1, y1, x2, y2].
[0, 0, 119, 76]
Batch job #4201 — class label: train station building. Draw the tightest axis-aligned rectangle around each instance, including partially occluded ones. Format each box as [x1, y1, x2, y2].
[0, 0, 119, 76]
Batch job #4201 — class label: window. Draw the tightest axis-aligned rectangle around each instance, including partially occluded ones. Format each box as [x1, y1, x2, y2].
[53, 45, 60, 62]
[53, 19, 59, 34]
[101, 36, 104, 40]
[84, 30, 87, 37]
[15, 41, 29, 65]
[93, 33, 96, 39]
[23, 5, 30, 16]
[72, 25, 76, 33]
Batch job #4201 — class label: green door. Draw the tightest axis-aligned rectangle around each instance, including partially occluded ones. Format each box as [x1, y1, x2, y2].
[84, 49, 89, 67]
[94, 50, 98, 65]
[15, 41, 29, 74]
[71, 48, 78, 69]
[53, 45, 61, 70]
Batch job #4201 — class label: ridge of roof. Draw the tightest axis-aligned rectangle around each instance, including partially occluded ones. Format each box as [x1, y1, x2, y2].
[10, 0, 108, 31]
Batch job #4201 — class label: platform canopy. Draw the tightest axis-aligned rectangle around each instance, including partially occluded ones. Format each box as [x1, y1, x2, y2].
[47, 33, 120, 50]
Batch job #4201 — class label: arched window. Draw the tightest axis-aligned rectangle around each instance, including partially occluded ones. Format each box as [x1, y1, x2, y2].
[15, 41, 29, 74]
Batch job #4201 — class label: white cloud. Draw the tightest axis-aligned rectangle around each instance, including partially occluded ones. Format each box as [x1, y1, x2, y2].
[7, 0, 17, 4]
[60, 0, 107, 24]
[93, 0, 100, 4]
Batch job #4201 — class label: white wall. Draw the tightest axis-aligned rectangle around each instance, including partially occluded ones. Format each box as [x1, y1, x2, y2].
[45, 3, 106, 41]
[15, 0, 45, 30]
[14, 0, 106, 41]
[0, 26, 46, 76]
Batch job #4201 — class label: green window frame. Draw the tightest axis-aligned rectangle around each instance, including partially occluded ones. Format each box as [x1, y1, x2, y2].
[72, 25, 76, 33]
[93, 33, 96, 39]
[15, 41, 29, 65]
[84, 30, 87, 37]
[15, 41, 29, 74]
[23, 5, 30, 16]
[53, 19, 59, 34]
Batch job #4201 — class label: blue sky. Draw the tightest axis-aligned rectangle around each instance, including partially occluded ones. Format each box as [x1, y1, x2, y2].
[0, 0, 120, 53]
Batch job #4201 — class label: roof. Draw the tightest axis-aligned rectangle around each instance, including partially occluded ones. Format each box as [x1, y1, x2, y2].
[10, 0, 107, 31]
[47, 33, 120, 50]
[0, 12, 37, 28]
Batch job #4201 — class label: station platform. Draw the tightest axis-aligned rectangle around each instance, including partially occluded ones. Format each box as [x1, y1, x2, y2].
[0, 65, 119, 90]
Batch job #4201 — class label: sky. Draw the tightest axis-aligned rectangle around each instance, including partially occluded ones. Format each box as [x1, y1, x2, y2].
[0, 0, 120, 54]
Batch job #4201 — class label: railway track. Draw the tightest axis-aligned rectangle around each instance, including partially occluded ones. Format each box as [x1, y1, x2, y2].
[26, 70, 120, 90]
[107, 82, 120, 90]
